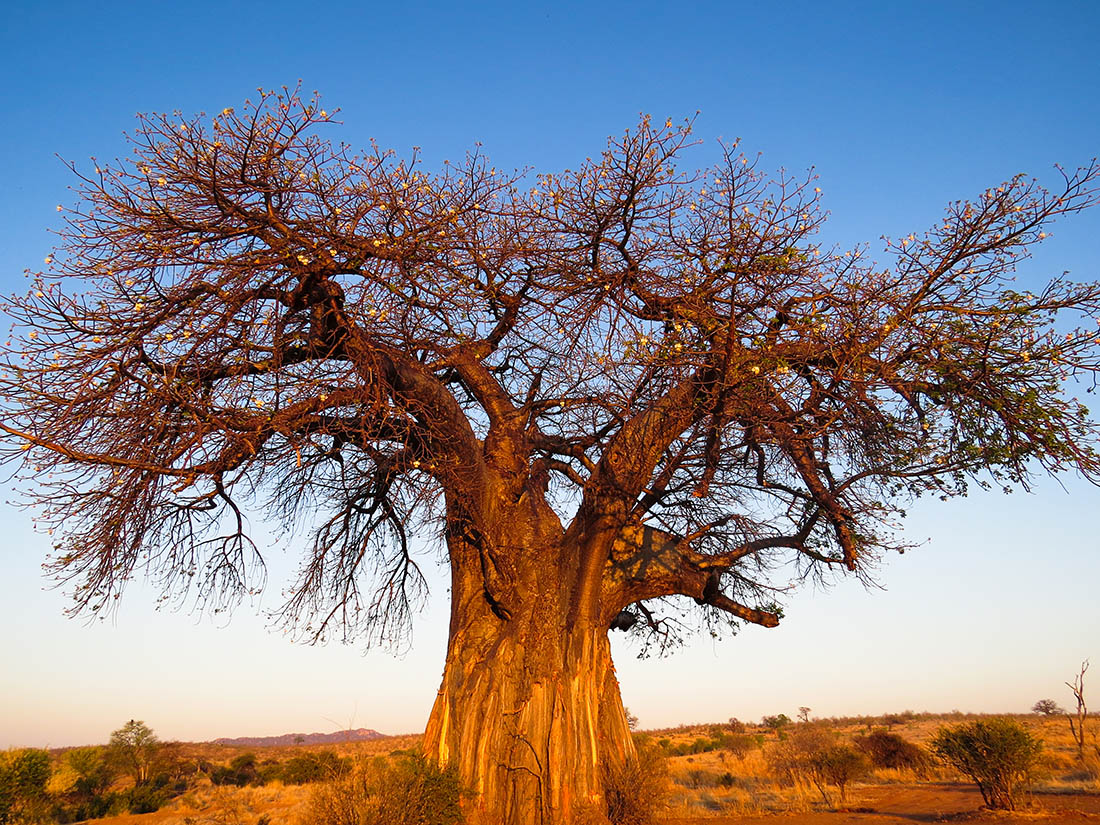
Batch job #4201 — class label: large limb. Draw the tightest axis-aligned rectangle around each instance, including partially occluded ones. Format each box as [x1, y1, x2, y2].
[600, 521, 789, 628]
[564, 373, 710, 623]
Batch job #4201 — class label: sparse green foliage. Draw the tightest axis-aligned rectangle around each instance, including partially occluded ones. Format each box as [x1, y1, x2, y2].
[931, 718, 1042, 810]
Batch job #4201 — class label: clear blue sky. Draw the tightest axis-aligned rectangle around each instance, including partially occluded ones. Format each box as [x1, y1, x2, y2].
[2, 0, 1098, 749]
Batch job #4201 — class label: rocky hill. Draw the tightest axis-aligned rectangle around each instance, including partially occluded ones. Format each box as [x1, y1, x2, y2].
[213, 728, 386, 747]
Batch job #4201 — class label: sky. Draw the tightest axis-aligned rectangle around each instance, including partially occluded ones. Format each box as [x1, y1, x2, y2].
[1, 0, 1099, 749]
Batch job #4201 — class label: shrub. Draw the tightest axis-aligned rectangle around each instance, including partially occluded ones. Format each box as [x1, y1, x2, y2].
[810, 745, 870, 803]
[763, 714, 791, 732]
[767, 724, 834, 786]
[767, 725, 869, 805]
[0, 749, 52, 824]
[931, 718, 1042, 810]
[854, 731, 931, 775]
[127, 782, 167, 814]
[602, 742, 669, 825]
[281, 750, 347, 785]
[302, 753, 464, 825]
[722, 733, 756, 760]
[211, 752, 260, 786]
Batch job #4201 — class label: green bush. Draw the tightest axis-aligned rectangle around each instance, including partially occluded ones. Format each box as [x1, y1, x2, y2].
[280, 750, 347, 785]
[126, 782, 166, 814]
[211, 752, 261, 786]
[721, 733, 755, 760]
[855, 730, 931, 774]
[763, 714, 791, 732]
[931, 718, 1042, 810]
[0, 749, 51, 824]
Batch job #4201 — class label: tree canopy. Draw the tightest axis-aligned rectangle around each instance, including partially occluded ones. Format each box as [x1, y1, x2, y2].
[3, 88, 1100, 651]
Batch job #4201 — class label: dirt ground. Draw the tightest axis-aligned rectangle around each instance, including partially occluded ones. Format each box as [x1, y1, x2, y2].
[665, 783, 1100, 825]
[83, 781, 1100, 825]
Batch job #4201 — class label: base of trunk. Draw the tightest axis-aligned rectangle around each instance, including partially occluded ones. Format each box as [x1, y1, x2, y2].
[424, 625, 634, 825]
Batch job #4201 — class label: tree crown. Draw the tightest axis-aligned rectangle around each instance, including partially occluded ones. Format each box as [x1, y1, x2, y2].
[3, 88, 1100, 649]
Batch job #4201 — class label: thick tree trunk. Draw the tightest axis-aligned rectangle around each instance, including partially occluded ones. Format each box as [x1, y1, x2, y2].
[424, 621, 633, 824]
[423, 523, 634, 824]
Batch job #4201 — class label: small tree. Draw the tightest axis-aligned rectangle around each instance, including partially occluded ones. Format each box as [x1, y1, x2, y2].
[624, 707, 640, 731]
[811, 745, 870, 804]
[1065, 660, 1092, 759]
[763, 714, 792, 733]
[931, 718, 1041, 810]
[798, 707, 812, 724]
[768, 724, 867, 805]
[1031, 698, 1065, 716]
[108, 720, 160, 786]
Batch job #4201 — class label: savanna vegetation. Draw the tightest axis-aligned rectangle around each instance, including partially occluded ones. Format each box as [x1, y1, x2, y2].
[5, 707, 1098, 825]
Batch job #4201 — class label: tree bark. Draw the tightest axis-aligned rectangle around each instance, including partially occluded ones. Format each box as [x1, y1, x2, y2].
[423, 522, 634, 825]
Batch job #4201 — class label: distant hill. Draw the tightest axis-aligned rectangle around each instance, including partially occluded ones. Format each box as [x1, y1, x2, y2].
[213, 728, 386, 747]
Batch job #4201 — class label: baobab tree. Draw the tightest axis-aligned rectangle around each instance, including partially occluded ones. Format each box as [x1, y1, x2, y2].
[3, 88, 1100, 824]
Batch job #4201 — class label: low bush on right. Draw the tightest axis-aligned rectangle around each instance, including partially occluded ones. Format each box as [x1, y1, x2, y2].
[931, 718, 1042, 810]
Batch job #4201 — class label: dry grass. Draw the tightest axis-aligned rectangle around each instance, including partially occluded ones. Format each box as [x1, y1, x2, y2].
[70, 714, 1100, 823]
[649, 713, 1100, 817]
[79, 735, 425, 825]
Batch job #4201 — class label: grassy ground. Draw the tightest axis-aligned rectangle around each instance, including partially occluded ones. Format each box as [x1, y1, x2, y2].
[655, 712, 1098, 817]
[61, 712, 1100, 824]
